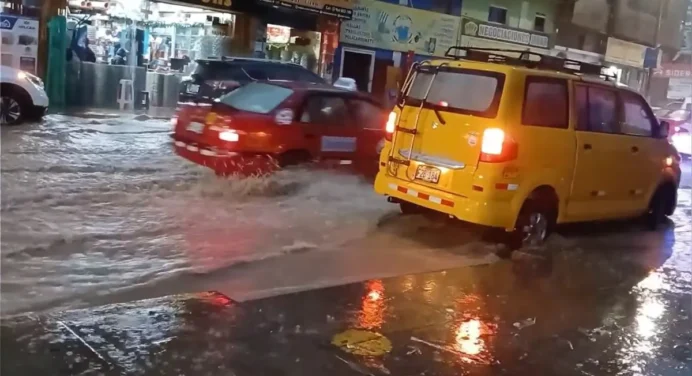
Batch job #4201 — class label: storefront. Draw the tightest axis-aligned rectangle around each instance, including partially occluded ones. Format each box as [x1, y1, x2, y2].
[458, 18, 552, 57]
[652, 54, 692, 103]
[61, 0, 353, 109]
[336, 0, 460, 100]
[603, 37, 656, 93]
[0, 13, 39, 74]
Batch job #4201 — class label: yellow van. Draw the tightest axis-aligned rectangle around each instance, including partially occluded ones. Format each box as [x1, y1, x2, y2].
[374, 47, 681, 247]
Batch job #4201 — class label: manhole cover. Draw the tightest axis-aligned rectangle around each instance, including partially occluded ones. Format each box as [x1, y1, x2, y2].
[332, 329, 392, 356]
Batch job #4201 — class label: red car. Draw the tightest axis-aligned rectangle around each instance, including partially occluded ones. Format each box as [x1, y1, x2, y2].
[172, 81, 387, 177]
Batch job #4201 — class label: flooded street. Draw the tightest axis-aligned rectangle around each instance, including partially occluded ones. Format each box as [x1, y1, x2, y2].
[1, 114, 691, 326]
[1, 114, 500, 315]
[1, 114, 691, 375]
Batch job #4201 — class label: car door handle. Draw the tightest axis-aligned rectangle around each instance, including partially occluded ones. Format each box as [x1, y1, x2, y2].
[583, 143, 592, 150]
[631, 146, 639, 153]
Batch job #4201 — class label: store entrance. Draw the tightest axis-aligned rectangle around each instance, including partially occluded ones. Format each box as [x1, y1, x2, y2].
[341, 48, 374, 92]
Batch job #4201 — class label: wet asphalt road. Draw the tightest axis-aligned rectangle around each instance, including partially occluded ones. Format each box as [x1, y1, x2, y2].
[1, 114, 691, 374]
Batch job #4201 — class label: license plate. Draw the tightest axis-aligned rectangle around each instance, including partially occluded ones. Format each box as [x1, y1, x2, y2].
[187, 84, 200, 94]
[415, 165, 441, 183]
[186, 122, 204, 134]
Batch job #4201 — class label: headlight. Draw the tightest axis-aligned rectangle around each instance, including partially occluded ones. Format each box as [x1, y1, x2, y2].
[18, 71, 44, 88]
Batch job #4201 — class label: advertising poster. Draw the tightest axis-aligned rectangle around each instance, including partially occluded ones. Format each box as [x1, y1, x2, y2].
[340, 0, 460, 57]
[0, 15, 39, 74]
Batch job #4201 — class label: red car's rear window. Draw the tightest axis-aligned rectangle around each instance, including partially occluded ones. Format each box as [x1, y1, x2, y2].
[218, 83, 293, 114]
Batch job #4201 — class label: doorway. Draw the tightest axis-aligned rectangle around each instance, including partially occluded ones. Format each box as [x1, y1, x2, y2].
[340, 47, 375, 92]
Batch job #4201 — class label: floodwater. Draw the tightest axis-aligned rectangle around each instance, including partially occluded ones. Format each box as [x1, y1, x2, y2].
[1, 114, 690, 320]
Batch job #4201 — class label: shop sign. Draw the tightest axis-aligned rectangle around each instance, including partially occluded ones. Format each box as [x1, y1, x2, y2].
[340, 0, 460, 57]
[653, 63, 692, 78]
[267, 24, 291, 44]
[667, 78, 692, 99]
[0, 15, 39, 75]
[165, 0, 235, 12]
[460, 18, 551, 49]
[258, 0, 354, 20]
[605, 37, 648, 69]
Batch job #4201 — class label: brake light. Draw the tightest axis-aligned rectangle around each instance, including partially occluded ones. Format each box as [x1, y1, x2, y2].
[480, 128, 518, 163]
[385, 111, 397, 141]
[219, 130, 239, 142]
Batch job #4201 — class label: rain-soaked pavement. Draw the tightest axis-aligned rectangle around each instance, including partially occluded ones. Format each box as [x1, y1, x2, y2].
[1, 114, 691, 375]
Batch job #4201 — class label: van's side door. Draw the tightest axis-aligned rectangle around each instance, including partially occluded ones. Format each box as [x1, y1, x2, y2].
[617, 91, 667, 213]
[297, 94, 359, 162]
[566, 84, 631, 221]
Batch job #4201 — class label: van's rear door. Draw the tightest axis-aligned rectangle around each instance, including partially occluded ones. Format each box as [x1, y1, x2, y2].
[389, 65, 506, 196]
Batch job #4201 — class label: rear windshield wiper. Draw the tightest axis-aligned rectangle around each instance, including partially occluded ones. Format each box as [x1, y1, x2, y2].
[433, 106, 446, 125]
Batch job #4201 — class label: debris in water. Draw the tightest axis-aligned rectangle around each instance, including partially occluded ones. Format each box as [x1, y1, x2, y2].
[513, 318, 536, 330]
[406, 346, 422, 356]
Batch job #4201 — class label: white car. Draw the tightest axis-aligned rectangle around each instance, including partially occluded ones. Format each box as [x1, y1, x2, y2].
[0, 65, 49, 125]
[671, 124, 691, 158]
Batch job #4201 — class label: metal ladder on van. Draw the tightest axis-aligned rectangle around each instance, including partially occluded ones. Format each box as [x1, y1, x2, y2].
[387, 61, 449, 181]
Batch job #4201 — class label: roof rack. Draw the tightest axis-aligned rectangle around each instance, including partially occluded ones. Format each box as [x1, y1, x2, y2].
[444, 46, 616, 82]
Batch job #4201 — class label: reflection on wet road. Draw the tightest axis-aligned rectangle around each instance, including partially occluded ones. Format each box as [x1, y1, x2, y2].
[2, 220, 690, 375]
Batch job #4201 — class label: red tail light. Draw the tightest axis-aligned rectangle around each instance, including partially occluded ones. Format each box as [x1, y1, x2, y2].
[480, 128, 518, 163]
[385, 111, 397, 141]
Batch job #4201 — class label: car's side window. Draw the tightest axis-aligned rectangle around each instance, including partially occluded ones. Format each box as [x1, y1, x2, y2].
[620, 92, 656, 137]
[574, 85, 589, 131]
[349, 99, 383, 130]
[241, 66, 270, 80]
[585, 86, 619, 134]
[300, 96, 348, 126]
[522, 76, 569, 129]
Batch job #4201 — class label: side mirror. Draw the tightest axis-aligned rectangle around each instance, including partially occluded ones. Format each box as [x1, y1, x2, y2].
[658, 121, 670, 139]
[333, 77, 357, 91]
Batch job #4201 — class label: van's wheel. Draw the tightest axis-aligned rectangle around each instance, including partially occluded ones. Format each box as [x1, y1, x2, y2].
[0, 86, 27, 125]
[510, 198, 556, 250]
[646, 184, 675, 230]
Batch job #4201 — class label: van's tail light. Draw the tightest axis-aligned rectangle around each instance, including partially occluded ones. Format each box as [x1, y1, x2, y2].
[385, 111, 397, 141]
[480, 128, 518, 163]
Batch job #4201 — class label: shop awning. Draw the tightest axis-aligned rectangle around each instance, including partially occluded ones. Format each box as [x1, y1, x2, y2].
[162, 0, 353, 20]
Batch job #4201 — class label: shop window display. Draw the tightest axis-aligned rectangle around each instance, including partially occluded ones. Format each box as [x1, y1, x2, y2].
[265, 24, 321, 74]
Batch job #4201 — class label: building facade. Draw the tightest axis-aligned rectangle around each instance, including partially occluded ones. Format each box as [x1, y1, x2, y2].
[554, 0, 688, 100]
[334, 0, 561, 102]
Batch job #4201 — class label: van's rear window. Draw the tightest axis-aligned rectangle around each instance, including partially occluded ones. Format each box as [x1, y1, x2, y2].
[405, 68, 505, 118]
[218, 83, 293, 114]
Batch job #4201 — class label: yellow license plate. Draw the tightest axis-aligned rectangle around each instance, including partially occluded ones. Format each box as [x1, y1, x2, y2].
[415, 165, 440, 184]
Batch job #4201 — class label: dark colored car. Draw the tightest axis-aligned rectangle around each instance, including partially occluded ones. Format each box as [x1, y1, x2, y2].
[172, 81, 387, 177]
[178, 57, 326, 103]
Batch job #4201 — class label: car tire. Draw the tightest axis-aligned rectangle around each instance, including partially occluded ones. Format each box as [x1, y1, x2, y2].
[0, 86, 29, 125]
[646, 184, 675, 230]
[510, 199, 556, 250]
